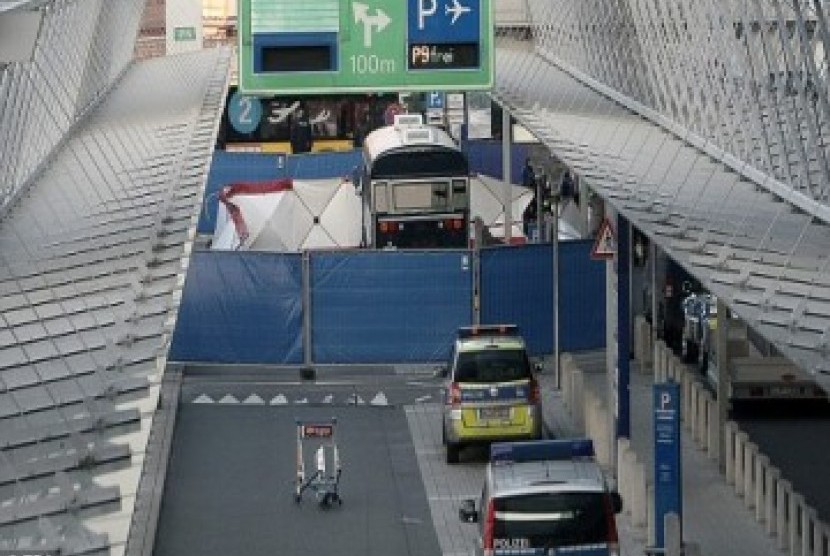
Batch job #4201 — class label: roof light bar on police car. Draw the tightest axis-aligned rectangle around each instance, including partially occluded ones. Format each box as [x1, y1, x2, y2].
[457, 324, 519, 339]
[490, 439, 595, 463]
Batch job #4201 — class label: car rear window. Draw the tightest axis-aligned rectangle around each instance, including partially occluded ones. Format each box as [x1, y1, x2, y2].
[492, 492, 610, 548]
[455, 349, 530, 383]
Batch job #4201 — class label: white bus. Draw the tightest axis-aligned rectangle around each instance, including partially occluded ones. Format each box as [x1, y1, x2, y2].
[357, 115, 471, 248]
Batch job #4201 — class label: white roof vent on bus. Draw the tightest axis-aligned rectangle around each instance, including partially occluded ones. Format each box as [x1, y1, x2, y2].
[402, 126, 434, 144]
[394, 113, 424, 130]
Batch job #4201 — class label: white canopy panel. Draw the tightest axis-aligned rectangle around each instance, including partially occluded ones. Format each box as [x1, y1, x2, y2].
[0, 47, 231, 554]
[493, 38, 830, 393]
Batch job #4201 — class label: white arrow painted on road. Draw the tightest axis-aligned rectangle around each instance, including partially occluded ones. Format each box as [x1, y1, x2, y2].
[370, 392, 389, 406]
[218, 394, 239, 404]
[270, 394, 288, 405]
[242, 394, 265, 405]
[353, 2, 391, 48]
[322, 394, 334, 404]
[295, 397, 309, 404]
[192, 394, 214, 404]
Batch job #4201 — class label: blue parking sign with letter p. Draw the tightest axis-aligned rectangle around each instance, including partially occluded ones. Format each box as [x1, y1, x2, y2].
[428, 91, 445, 109]
[409, 0, 480, 43]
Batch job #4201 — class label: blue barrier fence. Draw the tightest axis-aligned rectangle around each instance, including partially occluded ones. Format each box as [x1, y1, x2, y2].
[169, 242, 605, 365]
[168, 251, 304, 364]
[311, 251, 474, 363]
[462, 141, 531, 184]
[480, 241, 606, 356]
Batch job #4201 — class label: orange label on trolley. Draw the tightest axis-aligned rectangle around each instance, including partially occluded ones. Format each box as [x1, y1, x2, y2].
[302, 424, 334, 438]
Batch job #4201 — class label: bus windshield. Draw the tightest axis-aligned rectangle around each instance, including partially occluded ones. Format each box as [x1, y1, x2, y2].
[393, 181, 449, 211]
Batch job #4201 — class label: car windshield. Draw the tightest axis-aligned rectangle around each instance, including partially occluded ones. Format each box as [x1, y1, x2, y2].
[492, 492, 610, 548]
[455, 349, 530, 383]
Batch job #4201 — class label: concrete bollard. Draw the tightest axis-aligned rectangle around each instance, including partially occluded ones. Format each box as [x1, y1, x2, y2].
[754, 454, 769, 523]
[585, 391, 609, 466]
[654, 341, 666, 382]
[689, 383, 699, 439]
[634, 316, 647, 367]
[647, 483, 656, 547]
[790, 493, 805, 556]
[695, 386, 708, 447]
[725, 421, 737, 485]
[814, 520, 829, 556]
[594, 401, 612, 469]
[665, 512, 682, 556]
[630, 453, 647, 528]
[583, 390, 597, 445]
[803, 507, 818, 556]
[777, 479, 792, 551]
[682, 368, 694, 428]
[617, 437, 631, 512]
[572, 368, 585, 432]
[643, 321, 653, 369]
[560, 353, 573, 407]
[765, 466, 780, 536]
[707, 398, 719, 461]
[744, 441, 758, 509]
[734, 431, 748, 497]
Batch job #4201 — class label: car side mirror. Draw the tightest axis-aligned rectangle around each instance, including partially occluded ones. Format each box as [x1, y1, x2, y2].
[610, 492, 623, 514]
[459, 499, 478, 523]
[434, 366, 448, 378]
[533, 361, 543, 373]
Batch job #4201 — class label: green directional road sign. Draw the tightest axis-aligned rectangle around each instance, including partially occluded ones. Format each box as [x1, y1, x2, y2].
[174, 26, 197, 41]
[238, 0, 493, 95]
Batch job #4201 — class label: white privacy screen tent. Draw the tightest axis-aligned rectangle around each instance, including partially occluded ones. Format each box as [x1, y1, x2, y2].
[212, 175, 579, 251]
[212, 178, 363, 251]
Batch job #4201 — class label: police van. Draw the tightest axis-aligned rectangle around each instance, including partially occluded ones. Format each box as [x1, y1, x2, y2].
[441, 325, 543, 464]
[459, 439, 623, 556]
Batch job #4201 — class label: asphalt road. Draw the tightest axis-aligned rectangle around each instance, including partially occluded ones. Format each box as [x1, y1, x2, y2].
[735, 410, 830, 522]
[154, 368, 445, 556]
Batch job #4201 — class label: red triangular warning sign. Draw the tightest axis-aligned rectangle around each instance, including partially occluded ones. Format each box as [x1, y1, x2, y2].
[591, 218, 616, 260]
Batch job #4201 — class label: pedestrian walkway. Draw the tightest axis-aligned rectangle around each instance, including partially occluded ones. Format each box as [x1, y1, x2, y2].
[539, 350, 783, 556]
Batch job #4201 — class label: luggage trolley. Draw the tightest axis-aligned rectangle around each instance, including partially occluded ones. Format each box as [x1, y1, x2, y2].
[294, 418, 342, 507]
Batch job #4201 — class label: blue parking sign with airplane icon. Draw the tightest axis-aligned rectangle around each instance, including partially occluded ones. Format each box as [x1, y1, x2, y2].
[408, 0, 481, 43]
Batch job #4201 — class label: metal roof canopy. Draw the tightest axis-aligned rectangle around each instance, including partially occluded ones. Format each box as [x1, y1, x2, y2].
[0, 47, 230, 554]
[492, 40, 830, 395]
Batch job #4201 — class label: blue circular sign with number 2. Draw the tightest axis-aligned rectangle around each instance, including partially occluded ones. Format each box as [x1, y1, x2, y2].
[229, 91, 262, 134]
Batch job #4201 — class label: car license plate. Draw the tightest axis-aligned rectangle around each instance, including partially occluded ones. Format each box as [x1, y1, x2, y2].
[479, 407, 511, 420]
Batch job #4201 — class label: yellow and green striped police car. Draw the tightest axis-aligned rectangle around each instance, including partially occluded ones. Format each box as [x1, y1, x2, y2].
[441, 325, 543, 464]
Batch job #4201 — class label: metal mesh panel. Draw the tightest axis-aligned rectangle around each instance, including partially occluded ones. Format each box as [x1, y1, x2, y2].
[0, 1, 232, 553]
[519, 0, 829, 208]
[0, 0, 140, 211]
[492, 1, 830, 390]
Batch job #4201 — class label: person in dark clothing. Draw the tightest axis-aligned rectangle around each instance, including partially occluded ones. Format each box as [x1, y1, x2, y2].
[352, 113, 371, 148]
[521, 159, 537, 237]
[560, 170, 574, 200]
[522, 195, 538, 237]
[289, 107, 313, 154]
[521, 158, 536, 189]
